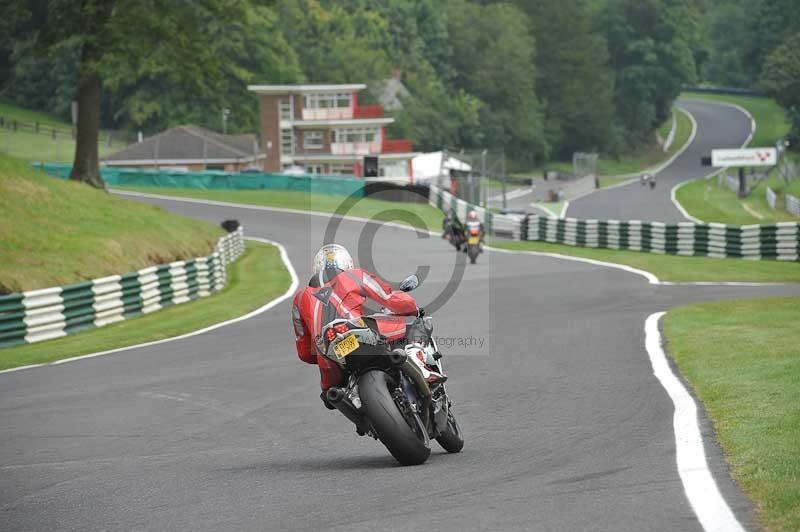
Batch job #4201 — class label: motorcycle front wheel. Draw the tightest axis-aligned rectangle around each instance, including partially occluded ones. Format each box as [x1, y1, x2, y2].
[467, 245, 479, 264]
[435, 410, 464, 453]
[358, 370, 431, 466]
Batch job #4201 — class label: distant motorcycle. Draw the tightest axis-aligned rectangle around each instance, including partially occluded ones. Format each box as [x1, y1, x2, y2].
[320, 275, 464, 466]
[640, 173, 656, 189]
[443, 219, 465, 251]
[464, 221, 483, 264]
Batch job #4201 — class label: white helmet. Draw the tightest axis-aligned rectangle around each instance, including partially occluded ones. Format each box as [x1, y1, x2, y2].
[467, 210, 478, 220]
[312, 244, 354, 274]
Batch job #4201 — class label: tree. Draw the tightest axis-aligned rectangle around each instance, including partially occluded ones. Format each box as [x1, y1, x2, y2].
[761, 33, 800, 147]
[446, 1, 546, 163]
[9, 0, 265, 188]
[518, 0, 616, 158]
[601, 0, 701, 146]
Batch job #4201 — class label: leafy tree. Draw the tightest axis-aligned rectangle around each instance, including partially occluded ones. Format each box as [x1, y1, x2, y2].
[276, 0, 392, 83]
[4, 0, 270, 188]
[446, 0, 545, 163]
[601, 0, 701, 146]
[518, 0, 616, 158]
[107, 3, 302, 135]
[761, 33, 800, 147]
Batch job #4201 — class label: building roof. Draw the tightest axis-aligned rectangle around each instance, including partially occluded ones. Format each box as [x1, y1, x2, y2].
[247, 84, 367, 94]
[411, 151, 472, 182]
[103, 125, 261, 164]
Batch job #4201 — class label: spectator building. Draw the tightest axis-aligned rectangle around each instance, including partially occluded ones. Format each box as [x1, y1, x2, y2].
[247, 83, 415, 178]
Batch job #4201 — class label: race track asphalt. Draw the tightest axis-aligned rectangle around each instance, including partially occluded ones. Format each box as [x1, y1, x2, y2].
[567, 98, 753, 222]
[2, 195, 797, 531]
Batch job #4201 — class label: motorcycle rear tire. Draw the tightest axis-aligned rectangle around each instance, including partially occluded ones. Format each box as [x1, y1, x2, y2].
[467, 245, 478, 264]
[358, 370, 431, 466]
[435, 410, 464, 453]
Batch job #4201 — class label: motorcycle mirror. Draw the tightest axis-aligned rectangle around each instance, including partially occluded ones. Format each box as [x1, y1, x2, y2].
[399, 274, 419, 292]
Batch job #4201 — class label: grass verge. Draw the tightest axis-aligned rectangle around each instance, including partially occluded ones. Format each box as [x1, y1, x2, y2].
[490, 240, 800, 283]
[663, 297, 800, 532]
[115, 186, 445, 232]
[0, 240, 289, 371]
[0, 101, 126, 163]
[0, 153, 223, 293]
[675, 176, 799, 225]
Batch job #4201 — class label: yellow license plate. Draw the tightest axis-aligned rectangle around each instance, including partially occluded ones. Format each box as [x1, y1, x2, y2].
[333, 334, 360, 359]
[468, 236, 479, 245]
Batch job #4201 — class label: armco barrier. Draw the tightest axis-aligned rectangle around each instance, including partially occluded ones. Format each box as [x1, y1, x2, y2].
[427, 184, 799, 260]
[37, 164, 364, 197]
[428, 184, 523, 239]
[766, 186, 777, 210]
[521, 216, 799, 261]
[0, 227, 245, 349]
[787, 194, 800, 216]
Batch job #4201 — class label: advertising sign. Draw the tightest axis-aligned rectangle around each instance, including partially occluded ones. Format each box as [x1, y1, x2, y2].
[711, 148, 777, 167]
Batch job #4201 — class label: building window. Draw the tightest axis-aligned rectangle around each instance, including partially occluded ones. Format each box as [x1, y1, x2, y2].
[279, 99, 292, 121]
[329, 164, 355, 176]
[303, 131, 324, 150]
[304, 92, 352, 109]
[280, 128, 293, 155]
[334, 127, 379, 143]
[305, 164, 325, 174]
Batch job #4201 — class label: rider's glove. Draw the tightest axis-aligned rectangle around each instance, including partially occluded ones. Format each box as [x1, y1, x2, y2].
[416, 307, 425, 318]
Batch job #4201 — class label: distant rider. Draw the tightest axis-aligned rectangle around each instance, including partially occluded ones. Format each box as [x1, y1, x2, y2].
[464, 210, 485, 251]
[292, 244, 444, 407]
[442, 208, 464, 242]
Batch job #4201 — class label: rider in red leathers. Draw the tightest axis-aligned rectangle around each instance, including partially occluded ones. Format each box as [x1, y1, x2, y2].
[292, 244, 443, 405]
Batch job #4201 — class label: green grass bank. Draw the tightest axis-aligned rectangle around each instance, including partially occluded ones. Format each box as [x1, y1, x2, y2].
[0, 152, 223, 293]
[491, 240, 800, 283]
[664, 297, 800, 532]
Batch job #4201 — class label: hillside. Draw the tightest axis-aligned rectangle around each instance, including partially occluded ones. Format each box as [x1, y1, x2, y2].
[0, 152, 223, 293]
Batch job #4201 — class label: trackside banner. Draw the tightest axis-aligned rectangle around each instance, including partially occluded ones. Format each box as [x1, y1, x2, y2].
[711, 148, 777, 167]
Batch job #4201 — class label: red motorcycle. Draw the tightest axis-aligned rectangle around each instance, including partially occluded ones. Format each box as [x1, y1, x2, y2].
[320, 275, 464, 466]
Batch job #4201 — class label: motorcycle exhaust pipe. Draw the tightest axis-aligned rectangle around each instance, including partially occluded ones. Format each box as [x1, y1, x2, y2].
[326, 387, 370, 435]
[388, 350, 408, 367]
[390, 349, 431, 400]
[326, 387, 346, 403]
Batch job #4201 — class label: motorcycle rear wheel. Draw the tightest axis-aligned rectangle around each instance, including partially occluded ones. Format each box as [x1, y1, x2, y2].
[358, 370, 431, 466]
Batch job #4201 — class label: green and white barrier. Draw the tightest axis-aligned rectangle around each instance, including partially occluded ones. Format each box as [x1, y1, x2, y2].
[428, 184, 523, 239]
[521, 216, 800, 261]
[0, 227, 245, 349]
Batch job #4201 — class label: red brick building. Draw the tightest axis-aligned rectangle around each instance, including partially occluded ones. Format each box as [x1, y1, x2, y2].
[247, 84, 415, 178]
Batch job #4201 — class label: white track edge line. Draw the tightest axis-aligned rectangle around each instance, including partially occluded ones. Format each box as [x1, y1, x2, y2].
[487, 245, 660, 284]
[0, 237, 299, 376]
[671, 99, 756, 223]
[112, 189, 437, 236]
[115, 189, 788, 288]
[644, 312, 746, 532]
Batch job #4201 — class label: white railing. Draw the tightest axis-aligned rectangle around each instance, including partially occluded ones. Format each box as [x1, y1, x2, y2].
[331, 141, 382, 155]
[301, 108, 353, 120]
